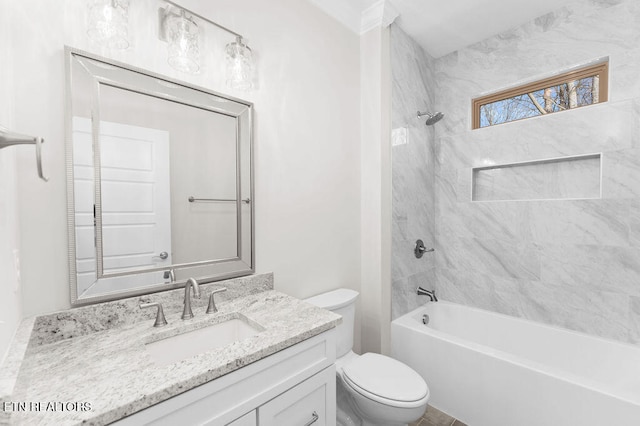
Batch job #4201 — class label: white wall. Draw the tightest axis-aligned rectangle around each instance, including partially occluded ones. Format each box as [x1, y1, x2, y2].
[7, 0, 362, 352]
[9, 1, 68, 320]
[0, 150, 21, 363]
[0, 0, 23, 361]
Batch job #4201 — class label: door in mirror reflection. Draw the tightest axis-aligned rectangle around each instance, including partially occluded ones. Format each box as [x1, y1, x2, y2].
[73, 118, 172, 294]
[96, 84, 239, 269]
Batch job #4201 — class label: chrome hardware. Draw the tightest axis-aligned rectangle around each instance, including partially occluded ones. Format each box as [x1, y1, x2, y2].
[154, 251, 169, 260]
[304, 411, 319, 426]
[163, 268, 176, 282]
[414, 239, 435, 258]
[206, 287, 228, 314]
[417, 286, 438, 302]
[0, 127, 48, 182]
[140, 302, 168, 327]
[35, 137, 48, 182]
[181, 278, 201, 320]
[188, 196, 250, 204]
[416, 111, 445, 126]
[422, 314, 430, 325]
[160, 0, 244, 40]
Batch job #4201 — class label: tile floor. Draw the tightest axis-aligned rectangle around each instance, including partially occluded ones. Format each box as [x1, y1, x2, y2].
[409, 405, 467, 426]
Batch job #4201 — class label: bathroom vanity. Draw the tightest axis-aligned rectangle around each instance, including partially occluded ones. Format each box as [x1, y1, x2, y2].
[0, 273, 340, 425]
[0, 47, 343, 426]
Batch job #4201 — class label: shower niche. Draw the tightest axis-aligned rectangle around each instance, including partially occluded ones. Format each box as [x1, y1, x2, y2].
[471, 153, 602, 202]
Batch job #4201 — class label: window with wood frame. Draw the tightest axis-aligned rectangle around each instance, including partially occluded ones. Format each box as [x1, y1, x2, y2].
[472, 61, 608, 129]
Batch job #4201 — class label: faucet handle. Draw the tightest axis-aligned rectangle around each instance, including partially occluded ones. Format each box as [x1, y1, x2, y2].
[414, 239, 435, 258]
[140, 302, 168, 327]
[206, 287, 228, 314]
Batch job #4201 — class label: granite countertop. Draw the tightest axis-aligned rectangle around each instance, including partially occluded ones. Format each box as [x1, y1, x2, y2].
[0, 273, 340, 425]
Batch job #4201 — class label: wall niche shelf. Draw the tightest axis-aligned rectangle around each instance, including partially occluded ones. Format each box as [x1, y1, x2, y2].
[471, 153, 601, 202]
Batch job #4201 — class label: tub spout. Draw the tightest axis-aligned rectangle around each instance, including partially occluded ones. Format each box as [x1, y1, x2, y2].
[417, 287, 438, 302]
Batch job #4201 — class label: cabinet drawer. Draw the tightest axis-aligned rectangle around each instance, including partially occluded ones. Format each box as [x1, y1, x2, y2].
[258, 366, 336, 426]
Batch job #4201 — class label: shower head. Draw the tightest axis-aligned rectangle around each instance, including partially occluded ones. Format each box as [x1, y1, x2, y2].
[417, 111, 444, 126]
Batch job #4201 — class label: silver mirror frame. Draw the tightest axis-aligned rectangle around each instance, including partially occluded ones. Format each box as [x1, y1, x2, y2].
[65, 46, 254, 306]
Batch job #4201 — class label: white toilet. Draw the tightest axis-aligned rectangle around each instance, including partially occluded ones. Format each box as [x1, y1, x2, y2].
[305, 289, 429, 426]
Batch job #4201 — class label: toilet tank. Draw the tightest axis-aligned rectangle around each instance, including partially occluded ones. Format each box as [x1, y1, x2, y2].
[305, 288, 359, 358]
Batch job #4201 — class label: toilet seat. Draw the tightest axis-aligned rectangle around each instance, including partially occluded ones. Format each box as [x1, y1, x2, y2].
[341, 353, 429, 409]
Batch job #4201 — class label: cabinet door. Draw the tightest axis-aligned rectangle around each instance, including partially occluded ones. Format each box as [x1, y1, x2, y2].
[226, 410, 256, 426]
[258, 366, 336, 426]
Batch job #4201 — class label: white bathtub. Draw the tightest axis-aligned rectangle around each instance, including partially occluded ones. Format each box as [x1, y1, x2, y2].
[391, 302, 640, 426]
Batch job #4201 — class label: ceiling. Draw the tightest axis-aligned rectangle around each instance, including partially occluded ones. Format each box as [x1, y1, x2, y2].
[307, 0, 576, 58]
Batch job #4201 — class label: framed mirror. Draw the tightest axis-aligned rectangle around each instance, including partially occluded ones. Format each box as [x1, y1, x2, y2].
[65, 47, 254, 306]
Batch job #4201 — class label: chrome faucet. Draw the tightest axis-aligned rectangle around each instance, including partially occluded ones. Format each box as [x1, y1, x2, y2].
[417, 286, 438, 302]
[182, 278, 201, 320]
[164, 268, 176, 282]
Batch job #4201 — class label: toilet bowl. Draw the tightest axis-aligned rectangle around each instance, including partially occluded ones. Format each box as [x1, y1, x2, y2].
[305, 289, 429, 426]
[336, 351, 429, 426]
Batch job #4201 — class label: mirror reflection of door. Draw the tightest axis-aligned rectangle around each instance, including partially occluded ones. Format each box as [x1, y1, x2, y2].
[96, 84, 240, 264]
[73, 117, 172, 294]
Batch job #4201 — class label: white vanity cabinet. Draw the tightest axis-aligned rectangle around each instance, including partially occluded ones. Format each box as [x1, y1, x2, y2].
[258, 365, 335, 426]
[115, 330, 336, 426]
[226, 411, 257, 426]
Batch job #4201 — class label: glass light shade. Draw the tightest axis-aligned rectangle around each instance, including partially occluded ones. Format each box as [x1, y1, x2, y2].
[225, 37, 254, 91]
[165, 12, 200, 74]
[87, 0, 130, 49]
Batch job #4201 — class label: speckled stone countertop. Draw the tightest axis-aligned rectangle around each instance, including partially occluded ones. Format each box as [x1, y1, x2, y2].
[0, 273, 340, 425]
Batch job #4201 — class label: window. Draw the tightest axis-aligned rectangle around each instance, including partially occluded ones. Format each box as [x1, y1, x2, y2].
[472, 61, 608, 129]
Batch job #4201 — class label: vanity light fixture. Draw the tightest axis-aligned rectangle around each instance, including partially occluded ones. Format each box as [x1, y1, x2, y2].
[225, 36, 254, 91]
[160, 6, 201, 74]
[159, 0, 255, 90]
[87, 0, 131, 49]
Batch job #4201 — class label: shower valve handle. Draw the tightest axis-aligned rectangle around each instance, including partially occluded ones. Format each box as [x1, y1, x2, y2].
[414, 239, 435, 258]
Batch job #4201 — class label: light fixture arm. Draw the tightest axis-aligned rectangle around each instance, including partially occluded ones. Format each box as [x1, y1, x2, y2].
[162, 0, 244, 39]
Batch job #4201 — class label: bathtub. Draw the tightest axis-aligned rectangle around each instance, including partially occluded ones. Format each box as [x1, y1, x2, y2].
[391, 302, 640, 426]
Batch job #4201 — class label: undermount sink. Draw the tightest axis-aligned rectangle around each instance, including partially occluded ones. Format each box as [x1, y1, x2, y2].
[145, 316, 263, 366]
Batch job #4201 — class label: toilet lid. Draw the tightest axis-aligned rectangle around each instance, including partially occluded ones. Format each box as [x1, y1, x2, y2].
[342, 353, 429, 403]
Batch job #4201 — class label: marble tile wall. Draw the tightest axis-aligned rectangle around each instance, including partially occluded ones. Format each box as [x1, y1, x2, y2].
[433, 0, 640, 344]
[390, 26, 437, 319]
